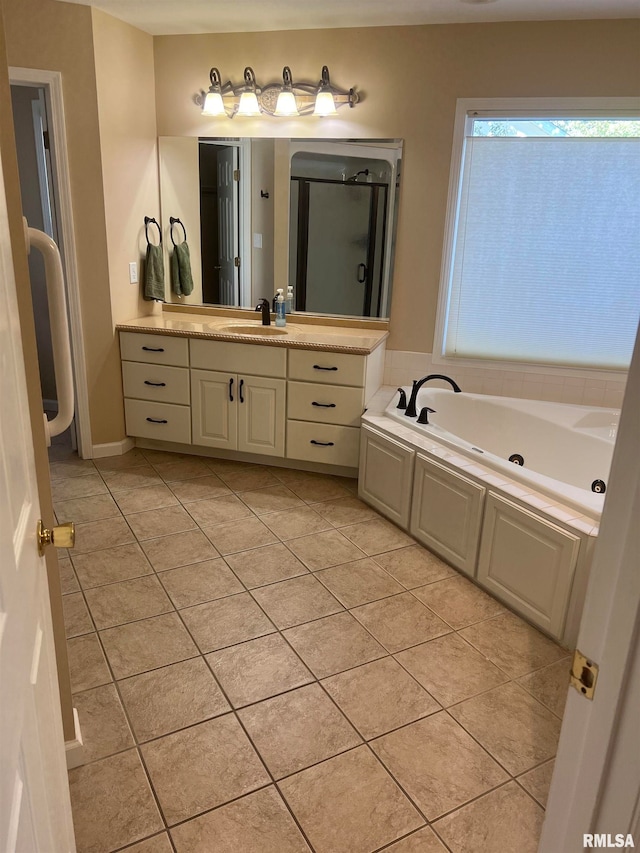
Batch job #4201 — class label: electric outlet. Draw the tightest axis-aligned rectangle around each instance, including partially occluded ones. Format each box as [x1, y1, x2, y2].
[253, 233, 263, 249]
[129, 262, 138, 284]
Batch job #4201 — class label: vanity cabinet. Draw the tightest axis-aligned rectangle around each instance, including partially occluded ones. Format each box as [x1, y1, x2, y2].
[358, 426, 415, 528]
[410, 454, 485, 577]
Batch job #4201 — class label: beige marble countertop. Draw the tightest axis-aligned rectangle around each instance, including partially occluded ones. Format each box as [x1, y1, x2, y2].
[116, 312, 388, 355]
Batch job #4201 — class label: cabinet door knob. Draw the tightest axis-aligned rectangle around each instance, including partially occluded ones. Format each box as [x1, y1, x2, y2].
[229, 378, 234, 401]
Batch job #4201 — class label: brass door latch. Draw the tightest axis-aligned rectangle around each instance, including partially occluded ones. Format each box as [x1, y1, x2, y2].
[570, 649, 599, 700]
[37, 520, 75, 556]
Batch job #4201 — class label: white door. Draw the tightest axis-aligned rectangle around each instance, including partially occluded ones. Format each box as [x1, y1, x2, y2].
[190, 368, 237, 450]
[237, 375, 286, 458]
[217, 146, 238, 305]
[0, 150, 75, 849]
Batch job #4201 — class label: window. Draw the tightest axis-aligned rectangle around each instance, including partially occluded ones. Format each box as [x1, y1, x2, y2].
[436, 99, 640, 372]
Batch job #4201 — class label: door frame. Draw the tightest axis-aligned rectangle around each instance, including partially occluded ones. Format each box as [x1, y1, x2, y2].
[10, 67, 92, 459]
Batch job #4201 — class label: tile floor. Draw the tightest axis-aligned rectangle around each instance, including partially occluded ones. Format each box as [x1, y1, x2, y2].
[52, 443, 571, 853]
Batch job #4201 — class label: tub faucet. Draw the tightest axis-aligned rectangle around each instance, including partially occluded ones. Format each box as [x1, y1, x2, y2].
[255, 298, 271, 325]
[405, 374, 461, 418]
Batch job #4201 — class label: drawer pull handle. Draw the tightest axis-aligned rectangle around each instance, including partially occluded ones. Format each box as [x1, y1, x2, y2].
[144, 380, 166, 387]
[146, 417, 168, 424]
[229, 377, 234, 402]
[310, 440, 335, 447]
[142, 346, 164, 352]
[313, 365, 338, 371]
[312, 401, 336, 408]
[239, 378, 244, 403]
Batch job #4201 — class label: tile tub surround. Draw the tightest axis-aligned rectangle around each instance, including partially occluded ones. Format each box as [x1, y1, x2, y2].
[55, 446, 567, 853]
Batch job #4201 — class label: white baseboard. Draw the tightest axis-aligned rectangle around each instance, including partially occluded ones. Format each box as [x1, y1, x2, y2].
[65, 707, 84, 770]
[92, 437, 135, 458]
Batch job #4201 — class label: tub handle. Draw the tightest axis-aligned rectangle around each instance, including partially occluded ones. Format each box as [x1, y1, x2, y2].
[396, 388, 407, 410]
[417, 406, 436, 425]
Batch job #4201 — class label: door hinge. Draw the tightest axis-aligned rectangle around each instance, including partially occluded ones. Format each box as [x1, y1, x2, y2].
[234, 256, 241, 268]
[233, 169, 240, 182]
[570, 649, 599, 700]
[43, 130, 50, 151]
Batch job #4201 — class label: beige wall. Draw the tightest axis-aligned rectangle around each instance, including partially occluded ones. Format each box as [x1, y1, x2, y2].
[153, 21, 640, 353]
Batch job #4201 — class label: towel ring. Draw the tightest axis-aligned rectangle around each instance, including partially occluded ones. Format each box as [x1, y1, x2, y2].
[169, 216, 187, 246]
[144, 216, 162, 246]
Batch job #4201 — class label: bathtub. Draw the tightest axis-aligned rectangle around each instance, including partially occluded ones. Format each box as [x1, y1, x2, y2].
[385, 388, 619, 518]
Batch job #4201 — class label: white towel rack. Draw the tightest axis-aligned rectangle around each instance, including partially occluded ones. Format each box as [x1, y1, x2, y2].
[24, 217, 74, 446]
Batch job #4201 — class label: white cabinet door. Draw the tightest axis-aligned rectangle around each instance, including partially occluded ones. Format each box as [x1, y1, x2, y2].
[237, 376, 286, 458]
[478, 493, 580, 639]
[410, 454, 485, 577]
[358, 426, 414, 527]
[191, 368, 237, 449]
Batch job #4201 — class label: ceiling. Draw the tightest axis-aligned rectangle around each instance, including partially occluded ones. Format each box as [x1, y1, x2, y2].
[61, 0, 640, 36]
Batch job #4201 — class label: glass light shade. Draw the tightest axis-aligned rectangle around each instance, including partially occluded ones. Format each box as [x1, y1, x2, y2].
[202, 90, 226, 116]
[237, 91, 261, 116]
[313, 90, 337, 116]
[274, 90, 299, 116]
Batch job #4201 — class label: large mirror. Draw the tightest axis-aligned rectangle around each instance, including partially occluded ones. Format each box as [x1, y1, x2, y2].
[158, 137, 403, 320]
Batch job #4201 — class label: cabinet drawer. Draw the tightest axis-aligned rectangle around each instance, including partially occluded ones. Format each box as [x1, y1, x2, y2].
[287, 381, 363, 427]
[119, 332, 189, 367]
[286, 421, 360, 468]
[190, 339, 286, 378]
[122, 362, 190, 405]
[288, 349, 365, 387]
[124, 398, 191, 444]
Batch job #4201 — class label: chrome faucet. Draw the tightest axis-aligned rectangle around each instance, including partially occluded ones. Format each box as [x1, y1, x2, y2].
[255, 298, 271, 325]
[405, 374, 461, 417]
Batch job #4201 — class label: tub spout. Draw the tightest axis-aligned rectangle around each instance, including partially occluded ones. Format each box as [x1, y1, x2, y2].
[396, 388, 407, 410]
[417, 406, 436, 425]
[405, 374, 462, 417]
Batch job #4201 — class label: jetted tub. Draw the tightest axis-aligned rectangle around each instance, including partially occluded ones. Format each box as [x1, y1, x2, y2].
[385, 388, 620, 518]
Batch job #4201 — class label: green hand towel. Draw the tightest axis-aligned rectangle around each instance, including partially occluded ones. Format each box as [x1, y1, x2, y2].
[143, 243, 165, 301]
[171, 241, 194, 297]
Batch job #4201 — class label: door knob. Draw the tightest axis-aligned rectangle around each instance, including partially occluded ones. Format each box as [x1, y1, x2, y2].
[37, 520, 75, 556]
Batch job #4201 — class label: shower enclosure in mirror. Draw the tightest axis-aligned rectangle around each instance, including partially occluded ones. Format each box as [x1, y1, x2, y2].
[158, 137, 402, 320]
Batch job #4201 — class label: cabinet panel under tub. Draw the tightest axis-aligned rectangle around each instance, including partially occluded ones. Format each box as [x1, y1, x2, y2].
[358, 426, 415, 528]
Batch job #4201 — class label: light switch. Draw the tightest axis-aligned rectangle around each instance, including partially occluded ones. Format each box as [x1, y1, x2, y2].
[129, 262, 138, 283]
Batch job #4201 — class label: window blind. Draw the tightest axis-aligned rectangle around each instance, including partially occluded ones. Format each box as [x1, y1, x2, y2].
[444, 137, 640, 369]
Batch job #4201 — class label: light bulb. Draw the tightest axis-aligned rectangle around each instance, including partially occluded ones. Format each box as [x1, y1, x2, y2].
[202, 91, 226, 116]
[275, 90, 299, 116]
[237, 90, 261, 116]
[314, 90, 337, 117]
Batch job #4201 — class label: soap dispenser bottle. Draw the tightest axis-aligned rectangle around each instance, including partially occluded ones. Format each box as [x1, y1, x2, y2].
[275, 288, 286, 327]
[286, 285, 294, 314]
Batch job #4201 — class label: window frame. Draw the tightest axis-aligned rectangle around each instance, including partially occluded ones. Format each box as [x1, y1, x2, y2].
[433, 97, 640, 380]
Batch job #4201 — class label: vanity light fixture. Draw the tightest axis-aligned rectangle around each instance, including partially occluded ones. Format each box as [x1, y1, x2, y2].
[196, 65, 359, 118]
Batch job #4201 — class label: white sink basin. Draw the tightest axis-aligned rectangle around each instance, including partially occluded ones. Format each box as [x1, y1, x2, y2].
[216, 324, 289, 336]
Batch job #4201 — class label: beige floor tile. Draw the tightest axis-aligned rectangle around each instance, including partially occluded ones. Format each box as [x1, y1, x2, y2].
[217, 466, 281, 491]
[432, 781, 544, 853]
[50, 457, 97, 479]
[225, 542, 308, 588]
[316, 558, 405, 607]
[100, 613, 199, 679]
[141, 529, 218, 571]
[239, 683, 361, 778]
[69, 749, 163, 853]
[459, 612, 568, 678]
[185, 493, 254, 527]
[311, 496, 381, 527]
[280, 472, 353, 504]
[412, 575, 507, 629]
[206, 634, 313, 708]
[72, 516, 135, 555]
[371, 712, 508, 820]
[205, 457, 257, 474]
[51, 473, 108, 503]
[55, 493, 120, 524]
[126, 504, 197, 541]
[286, 529, 366, 571]
[141, 715, 270, 825]
[518, 759, 555, 807]
[67, 633, 112, 692]
[449, 682, 561, 775]
[252, 575, 343, 629]
[58, 556, 79, 594]
[279, 745, 423, 853]
[171, 787, 311, 853]
[101, 464, 164, 493]
[517, 657, 571, 717]
[352, 593, 451, 653]
[119, 657, 229, 741]
[72, 542, 153, 588]
[240, 484, 306, 515]
[180, 592, 275, 652]
[158, 558, 243, 608]
[124, 832, 174, 853]
[384, 827, 448, 852]
[395, 633, 508, 707]
[283, 612, 386, 679]
[141, 449, 194, 465]
[63, 592, 94, 637]
[340, 518, 415, 556]
[202, 516, 278, 555]
[322, 657, 439, 740]
[373, 545, 456, 589]
[152, 457, 213, 482]
[260, 505, 334, 540]
[93, 449, 149, 472]
[167, 474, 231, 503]
[113, 483, 180, 515]
[72, 683, 134, 762]
[85, 575, 173, 629]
